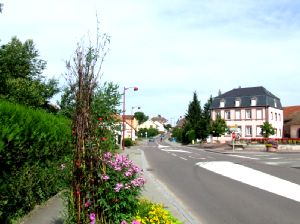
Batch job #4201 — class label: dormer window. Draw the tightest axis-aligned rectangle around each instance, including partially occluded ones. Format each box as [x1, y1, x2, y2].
[274, 99, 277, 108]
[220, 99, 225, 108]
[235, 98, 241, 107]
[251, 97, 257, 106]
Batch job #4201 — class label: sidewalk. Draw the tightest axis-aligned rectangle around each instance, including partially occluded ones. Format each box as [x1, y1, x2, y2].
[19, 143, 199, 224]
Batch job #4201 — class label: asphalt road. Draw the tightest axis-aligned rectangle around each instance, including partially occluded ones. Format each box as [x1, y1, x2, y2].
[141, 138, 300, 224]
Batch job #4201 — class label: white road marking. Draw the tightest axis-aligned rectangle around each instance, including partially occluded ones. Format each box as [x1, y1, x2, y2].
[188, 156, 207, 160]
[268, 157, 282, 160]
[171, 153, 177, 157]
[179, 156, 187, 161]
[229, 155, 259, 160]
[162, 149, 192, 153]
[265, 162, 289, 165]
[196, 161, 300, 203]
[158, 144, 170, 148]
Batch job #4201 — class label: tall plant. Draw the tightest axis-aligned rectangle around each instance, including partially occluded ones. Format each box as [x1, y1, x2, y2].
[65, 21, 110, 223]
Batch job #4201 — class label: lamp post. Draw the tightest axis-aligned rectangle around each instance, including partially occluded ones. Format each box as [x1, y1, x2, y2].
[122, 86, 138, 150]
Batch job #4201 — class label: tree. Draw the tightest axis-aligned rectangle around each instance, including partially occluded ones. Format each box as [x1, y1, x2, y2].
[0, 37, 59, 109]
[200, 96, 212, 140]
[261, 121, 275, 138]
[171, 127, 183, 142]
[134, 111, 149, 124]
[210, 114, 227, 138]
[184, 91, 203, 142]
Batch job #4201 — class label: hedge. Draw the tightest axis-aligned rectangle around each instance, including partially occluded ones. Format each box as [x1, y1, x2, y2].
[0, 100, 73, 223]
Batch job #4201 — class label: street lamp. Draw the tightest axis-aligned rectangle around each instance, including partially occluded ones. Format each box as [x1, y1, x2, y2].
[122, 86, 138, 150]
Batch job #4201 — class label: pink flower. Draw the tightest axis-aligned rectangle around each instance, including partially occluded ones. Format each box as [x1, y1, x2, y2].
[90, 213, 96, 224]
[101, 175, 110, 181]
[85, 201, 91, 208]
[114, 183, 123, 192]
[132, 221, 140, 224]
[120, 221, 127, 224]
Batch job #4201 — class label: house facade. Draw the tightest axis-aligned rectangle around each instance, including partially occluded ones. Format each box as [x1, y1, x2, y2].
[138, 119, 166, 133]
[211, 86, 283, 143]
[283, 106, 300, 138]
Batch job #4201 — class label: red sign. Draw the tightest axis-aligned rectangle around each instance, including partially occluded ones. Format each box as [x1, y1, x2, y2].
[232, 132, 236, 140]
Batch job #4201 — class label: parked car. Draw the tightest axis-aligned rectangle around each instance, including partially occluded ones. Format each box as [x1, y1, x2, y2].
[148, 138, 155, 142]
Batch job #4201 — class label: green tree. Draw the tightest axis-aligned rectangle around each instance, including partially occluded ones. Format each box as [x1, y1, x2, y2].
[134, 111, 149, 124]
[184, 91, 202, 143]
[0, 37, 59, 109]
[210, 114, 227, 138]
[171, 127, 183, 142]
[261, 121, 275, 138]
[200, 96, 212, 140]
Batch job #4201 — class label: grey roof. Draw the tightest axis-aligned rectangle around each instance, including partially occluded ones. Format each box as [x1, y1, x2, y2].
[211, 86, 282, 109]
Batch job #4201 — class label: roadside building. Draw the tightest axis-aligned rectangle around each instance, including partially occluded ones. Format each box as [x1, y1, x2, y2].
[283, 106, 300, 138]
[211, 86, 283, 143]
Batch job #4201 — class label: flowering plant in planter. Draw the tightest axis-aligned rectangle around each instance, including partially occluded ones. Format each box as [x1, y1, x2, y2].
[265, 139, 278, 151]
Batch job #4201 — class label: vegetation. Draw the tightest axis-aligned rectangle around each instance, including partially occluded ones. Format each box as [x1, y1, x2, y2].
[0, 37, 59, 111]
[0, 100, 72, 222]
[138, 127, 159, 138]
[261, 121, 275, 138]
[181, 92, 212, 144]
[134, 198, 183, 224]
[134, 111, 149, 125]
[210, 114, 227, 138]
[124, 138, 134, 147]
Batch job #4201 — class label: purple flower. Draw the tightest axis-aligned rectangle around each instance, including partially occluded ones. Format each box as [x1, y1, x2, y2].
[120, 221, 128, 224]
[90, 213, 96, 224]
[124, 171, 133, 177]
[132, 221, 140, 224]
[101, 175, 109, 181]
[114, 183, 123, 192]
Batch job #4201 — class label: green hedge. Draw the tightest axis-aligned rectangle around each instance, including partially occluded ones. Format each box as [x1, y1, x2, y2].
[0, 100, 73, 223]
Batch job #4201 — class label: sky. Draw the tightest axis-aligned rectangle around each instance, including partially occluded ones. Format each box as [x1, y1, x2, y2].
[1, 0, 300, 125]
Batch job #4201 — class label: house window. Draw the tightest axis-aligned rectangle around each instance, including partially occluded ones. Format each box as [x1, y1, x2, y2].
[274, 99, 277, 108]
[235, 110, 241, 120]
[278, 114, 281, 121]
[256, 109, 262, 120]
[256, 126, 262, 136]
[271, 112, 273, 120]
[225, 111, 231, 120]
[216, 111, 221, 119]
[245, 109, 252, 119]
[235, 98, 240, 107]
[251, 98, 257, 106]
[279, 129, 282, 137]
[275, 113, 277, 121]
[220, 100, 225, 108]
[237, 126, 242, 138]
[246, 126, 252, 136]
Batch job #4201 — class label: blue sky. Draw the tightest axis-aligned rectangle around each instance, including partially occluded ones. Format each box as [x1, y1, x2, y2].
[1, 0, 300, 125]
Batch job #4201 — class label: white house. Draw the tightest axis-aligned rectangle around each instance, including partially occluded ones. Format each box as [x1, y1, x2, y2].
[211, 86, 283, 143]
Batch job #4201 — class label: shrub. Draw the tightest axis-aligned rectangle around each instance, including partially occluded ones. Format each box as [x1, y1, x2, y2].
[0, 100, 72, 222]
[124, 138, 134, 147]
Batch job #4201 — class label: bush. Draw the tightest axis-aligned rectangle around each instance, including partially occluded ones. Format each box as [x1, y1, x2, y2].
[124, 138, 134, 147]
[0, 100, 73, 222]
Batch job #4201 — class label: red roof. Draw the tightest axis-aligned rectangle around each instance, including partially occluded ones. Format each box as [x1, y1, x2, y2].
[283, 106, 300, 119]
